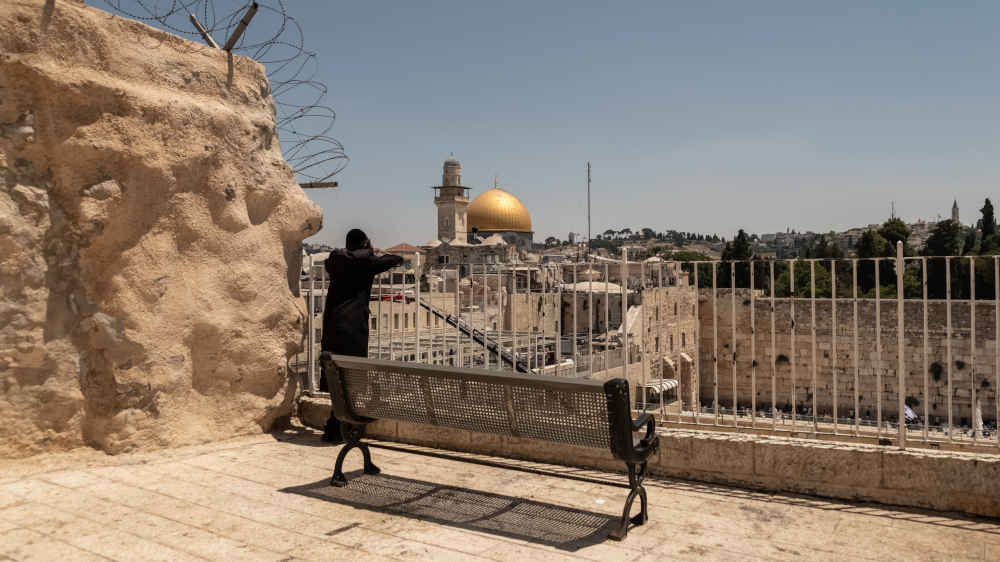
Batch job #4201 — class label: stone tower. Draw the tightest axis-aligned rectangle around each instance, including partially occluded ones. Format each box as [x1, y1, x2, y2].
[433, 155, 470, 243]
[952, 199, 960, 223]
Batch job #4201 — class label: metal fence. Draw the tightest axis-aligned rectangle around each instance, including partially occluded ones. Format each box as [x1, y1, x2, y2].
[298, 243, 1000, 452]
[297, 250, 686, 396]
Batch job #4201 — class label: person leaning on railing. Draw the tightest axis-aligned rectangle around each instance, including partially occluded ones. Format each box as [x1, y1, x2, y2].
[318, 228, 403, 443]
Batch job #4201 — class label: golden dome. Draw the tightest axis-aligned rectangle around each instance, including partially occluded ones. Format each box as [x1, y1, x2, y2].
[468, 188, 532, 233]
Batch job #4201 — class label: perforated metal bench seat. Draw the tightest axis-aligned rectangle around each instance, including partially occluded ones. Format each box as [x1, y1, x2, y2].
[320, 353, 660, 540]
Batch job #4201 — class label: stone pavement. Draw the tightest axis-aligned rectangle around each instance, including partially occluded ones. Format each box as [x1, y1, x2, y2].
[1, 427, 998, 561]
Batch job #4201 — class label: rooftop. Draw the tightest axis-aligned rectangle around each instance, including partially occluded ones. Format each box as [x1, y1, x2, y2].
[2, 426, 997, 561]
[385, 243, 424, 254]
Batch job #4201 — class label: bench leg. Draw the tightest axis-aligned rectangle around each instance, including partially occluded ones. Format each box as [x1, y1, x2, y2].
[330, 423, 380, 488]
[608, 462, 649, 541]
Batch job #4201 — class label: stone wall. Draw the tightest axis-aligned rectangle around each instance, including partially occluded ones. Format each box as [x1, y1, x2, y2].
[698, 289, 999, 423]
[1, 0, 321, 457]
[640, 286, 698, 381]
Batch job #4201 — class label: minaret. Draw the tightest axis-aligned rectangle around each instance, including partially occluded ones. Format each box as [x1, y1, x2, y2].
[952, 199, 960, 223]
[432, 154, 470, 243]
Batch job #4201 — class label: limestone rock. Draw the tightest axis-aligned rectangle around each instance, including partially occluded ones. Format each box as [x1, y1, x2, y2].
[0, 0, 323, 457]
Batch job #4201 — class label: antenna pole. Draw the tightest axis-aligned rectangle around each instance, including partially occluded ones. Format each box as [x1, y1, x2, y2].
[587, 162, 591, 260]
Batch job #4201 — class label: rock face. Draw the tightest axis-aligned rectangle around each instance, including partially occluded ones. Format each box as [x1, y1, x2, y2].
[0, 0, 322, 457]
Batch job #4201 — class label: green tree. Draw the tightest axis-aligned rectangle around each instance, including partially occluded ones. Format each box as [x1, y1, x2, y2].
[879, 218, 910, 249]
[806, 235, 844, 259]
[671, 251, 713, 288]
[774, 260, 833, 297]
[963, 226, 978, 255]
[855, 229, 890, 293]
[925, 219, 966, 257]
[720, 229, 759, 288]
[982, 198, 996, 237]
[855, 229, 890, 259]
[924, 219, 968, 298]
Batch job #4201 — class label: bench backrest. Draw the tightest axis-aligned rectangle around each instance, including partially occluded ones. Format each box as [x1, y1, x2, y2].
[327, 355, 615, 450]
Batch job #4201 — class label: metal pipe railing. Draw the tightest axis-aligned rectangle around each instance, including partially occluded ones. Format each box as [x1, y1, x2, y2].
[297, 254, 999, 452]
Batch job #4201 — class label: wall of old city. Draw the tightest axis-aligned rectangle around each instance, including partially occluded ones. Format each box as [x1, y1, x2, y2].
[698, 289, 999, 423]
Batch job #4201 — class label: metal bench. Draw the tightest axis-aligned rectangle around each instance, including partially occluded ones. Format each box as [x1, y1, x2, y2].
[320, 353, 660, 540]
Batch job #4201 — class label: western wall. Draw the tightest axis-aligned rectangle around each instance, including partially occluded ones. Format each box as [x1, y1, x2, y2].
[698, 289, 999, 424]
[0, 0, 322, 457]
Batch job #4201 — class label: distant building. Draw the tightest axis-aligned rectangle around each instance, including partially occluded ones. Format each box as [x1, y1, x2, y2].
[467, 177, 534, 250]
[423, 156, 532, 266]
[433, 155, 471, 244]
[384, 243, 425, 268]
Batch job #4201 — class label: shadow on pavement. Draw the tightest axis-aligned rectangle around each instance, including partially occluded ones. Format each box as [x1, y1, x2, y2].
[280, 472, 618, 551]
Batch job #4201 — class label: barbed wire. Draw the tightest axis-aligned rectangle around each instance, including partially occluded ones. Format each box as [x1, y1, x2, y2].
[99, 0, 348, 182]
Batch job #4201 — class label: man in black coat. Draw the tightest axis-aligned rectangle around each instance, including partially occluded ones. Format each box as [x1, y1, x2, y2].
[319, 229, 403, 443]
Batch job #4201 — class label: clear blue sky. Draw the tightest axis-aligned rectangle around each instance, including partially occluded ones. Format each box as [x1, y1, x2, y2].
[106, 1, 1000, 248]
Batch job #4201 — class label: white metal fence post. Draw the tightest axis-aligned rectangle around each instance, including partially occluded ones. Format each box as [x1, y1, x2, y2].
[996, 256, 1000, 450]
[573, 265, 578, 373]
[694, 262, 701, 423]
[307, 254, 316, 393]
[750, 260, 756, 428]
[604, 263, 610, 374]
[923, 257, 929, 442]
[811, 260, 818, 435]
[970, 257, 976, 444]
[731, 261, 737, 423]
[896, 242, 906, 449]
[832, 259, 838, 434]
[415, 256, 421, 363]
[875, 257, 882, 437]
[853, 259, 860, 436]
[947, 257, 953, 440]
[770, 260, 777, 430]
[712, 261, 719, 424]
[589, 261, 595, 379]
[790, 259, 796, 425]
[623, 249, 629, 384]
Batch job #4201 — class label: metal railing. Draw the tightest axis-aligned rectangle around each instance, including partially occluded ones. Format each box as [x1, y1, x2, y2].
[297, 243, 1000, 452]
[683, 243, 999, 452]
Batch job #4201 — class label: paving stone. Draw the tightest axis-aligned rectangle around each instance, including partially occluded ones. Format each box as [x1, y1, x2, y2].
[66, 530, 207, 562]
[2, 429, 998, 560]
[0, 527, 108, 562]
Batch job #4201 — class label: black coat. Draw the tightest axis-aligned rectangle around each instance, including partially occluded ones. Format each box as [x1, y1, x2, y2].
[321, 248, 403, 354]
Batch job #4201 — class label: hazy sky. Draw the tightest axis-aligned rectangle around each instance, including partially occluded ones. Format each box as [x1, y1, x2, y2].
[109, 1, 1000, 248]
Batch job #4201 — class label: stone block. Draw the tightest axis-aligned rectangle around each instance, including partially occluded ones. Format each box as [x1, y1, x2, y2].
[882, 449, 1000, 503]
[367, 419, 397, 440]
[754, 438, 879, 489]
[394, 421, 470, 450]
[685, 432, 755, 476]
[297, 396, 329, 429]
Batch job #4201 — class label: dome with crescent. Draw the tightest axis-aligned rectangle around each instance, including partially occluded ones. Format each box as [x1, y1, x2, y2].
[468, 188, 532, 233]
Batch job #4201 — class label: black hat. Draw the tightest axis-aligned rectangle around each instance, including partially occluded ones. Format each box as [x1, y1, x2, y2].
[346, 228, 370, 251]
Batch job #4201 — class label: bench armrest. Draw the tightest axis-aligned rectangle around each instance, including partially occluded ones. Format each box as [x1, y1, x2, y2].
[632, 413, 656, 443]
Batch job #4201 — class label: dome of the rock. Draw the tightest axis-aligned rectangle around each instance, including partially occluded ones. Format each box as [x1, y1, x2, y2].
[467, 188, 532, 233]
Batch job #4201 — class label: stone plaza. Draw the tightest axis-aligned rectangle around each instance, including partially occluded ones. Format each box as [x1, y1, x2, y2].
[2, 426, 999, 561]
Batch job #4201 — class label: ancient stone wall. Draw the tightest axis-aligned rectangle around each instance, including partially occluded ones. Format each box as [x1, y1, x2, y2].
[698, 289, 999, 424]
[1, 0, 321, 457]
[641, 286, 697, 381]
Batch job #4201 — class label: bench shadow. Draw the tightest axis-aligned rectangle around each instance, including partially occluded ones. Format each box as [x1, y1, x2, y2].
[280, 472, 619, 551]
[275, 426, 1000, 538]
